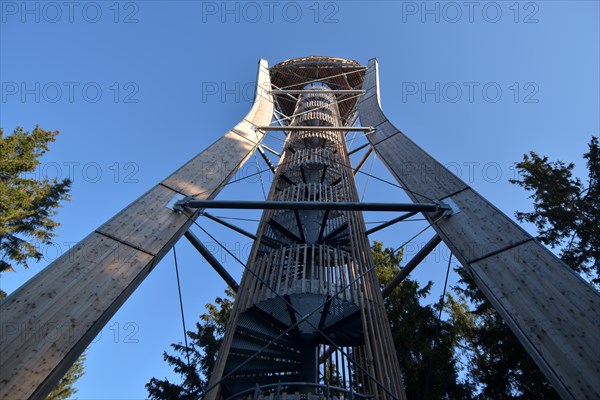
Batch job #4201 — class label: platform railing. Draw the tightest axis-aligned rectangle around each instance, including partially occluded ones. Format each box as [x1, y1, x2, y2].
[224, 381, 374, 400]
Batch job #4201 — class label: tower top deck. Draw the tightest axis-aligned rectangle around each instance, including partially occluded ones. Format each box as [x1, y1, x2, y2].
[270, 56, 366, 122]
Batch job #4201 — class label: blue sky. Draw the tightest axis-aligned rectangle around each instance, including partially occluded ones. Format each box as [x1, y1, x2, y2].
[1, 1, 598, 398]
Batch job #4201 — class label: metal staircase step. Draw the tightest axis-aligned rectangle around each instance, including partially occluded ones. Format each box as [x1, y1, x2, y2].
[231, 334, 301, 360]
[224, 354, 301, 375]
[236, 323, 297, 348]
[236, 312, 297, 348]
[252, 294, 362, 344]
[223, 371, 301, 385]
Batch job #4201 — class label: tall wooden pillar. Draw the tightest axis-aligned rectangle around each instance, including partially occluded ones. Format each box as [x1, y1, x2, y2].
[358, 58, 600, 400]
[0, 60, 274, 400]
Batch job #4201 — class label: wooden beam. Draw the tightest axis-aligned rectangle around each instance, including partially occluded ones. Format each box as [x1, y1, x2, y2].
[0, 59, 274, 400]
[358, 58, 600, 400]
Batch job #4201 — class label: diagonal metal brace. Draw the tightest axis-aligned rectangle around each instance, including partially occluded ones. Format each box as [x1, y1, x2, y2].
[184, 231, 239, 293]
[381, 234, 442, 298]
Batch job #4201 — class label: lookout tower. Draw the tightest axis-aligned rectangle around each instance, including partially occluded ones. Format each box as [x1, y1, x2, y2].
[1, 57, 598, 400]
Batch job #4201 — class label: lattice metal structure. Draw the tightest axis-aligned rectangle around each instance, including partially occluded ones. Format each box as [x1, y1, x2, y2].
[205, 78, 405, 399]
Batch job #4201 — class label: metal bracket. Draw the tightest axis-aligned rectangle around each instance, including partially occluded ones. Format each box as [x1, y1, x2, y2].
[166, 193, 188, 213]
[438, 198, 461, 218]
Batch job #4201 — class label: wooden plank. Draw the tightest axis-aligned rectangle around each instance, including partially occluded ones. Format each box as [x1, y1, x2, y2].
[358, 58, 600, 400]
[0, 59, 274, 400]
[434, 188, 530, 262]
[471, 241, 600, 397]
[359, 96, 467, 201]
[1, 234, 154, 399]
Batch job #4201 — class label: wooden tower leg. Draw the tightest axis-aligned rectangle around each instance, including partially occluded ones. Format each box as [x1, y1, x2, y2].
[358, 58, 600, 400]
[0, 60, 273, 400]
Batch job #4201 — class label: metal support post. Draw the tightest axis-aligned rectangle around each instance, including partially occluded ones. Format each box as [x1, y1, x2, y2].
[184, 231, 239, 293]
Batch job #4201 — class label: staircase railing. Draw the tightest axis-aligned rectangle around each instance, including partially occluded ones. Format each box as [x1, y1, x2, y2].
[225, 381, 374, 400]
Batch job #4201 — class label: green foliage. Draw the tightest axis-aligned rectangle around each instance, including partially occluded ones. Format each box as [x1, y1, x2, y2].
[150, 244, 474, 399]
[0, 125, 71, 272]
[146, 289, 234, 400]
[442, 138, 600, 399]
[372, 241, 473, 399]
[45, 353, 87, 400]
[149, 138, 597, 399]
[0, 125, 82, 399]
[509, 136, 599, 284]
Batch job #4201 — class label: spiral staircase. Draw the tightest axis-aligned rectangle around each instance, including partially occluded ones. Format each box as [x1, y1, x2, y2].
[219, 84, 366, 399]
